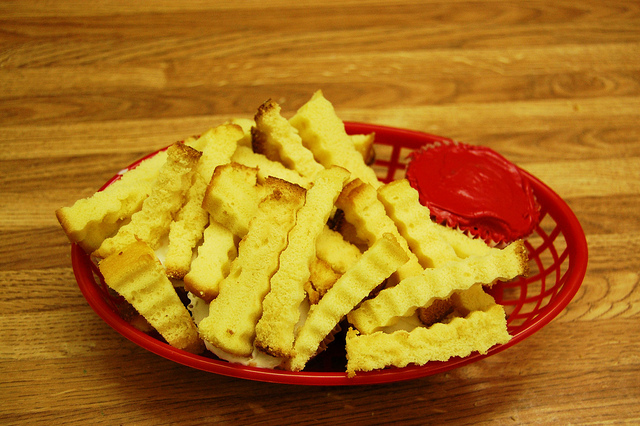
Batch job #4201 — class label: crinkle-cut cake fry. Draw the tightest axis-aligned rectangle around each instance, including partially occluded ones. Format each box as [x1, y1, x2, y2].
[198, 178, 306, 357]
[289, 90, 381, 189]
[349, 132, 376, 165]
[255, 166, 350, 358]
[305, 258, 341, 305]
[55, 135, 214, 255]
[287, 233, 410, 372]
[336, 178, 424, 282]
[98, 241, 204, 354]
[252, 98, 325, 179]
[196, 124, 245, 180]
[164, 173, 209, 278]
[55, 149, 168, 253]
[183, 220, 238, 303]
[452, 282, 500, 312]
[93, 143, 201, 259]
[203, 161, 361, 279]
[377, 179, 493, 267]
[314, 225, 362, 275]
[202, 162, 263, 239]
[232, 145, 311, 188]
[345, 302, 510, 377]
[164, 124, 243, 279]
[348, 240, 528, 334]
[224, 118, 255, 147]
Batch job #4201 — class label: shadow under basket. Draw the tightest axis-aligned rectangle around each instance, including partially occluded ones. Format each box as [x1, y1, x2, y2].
[72, 122, 588, 386]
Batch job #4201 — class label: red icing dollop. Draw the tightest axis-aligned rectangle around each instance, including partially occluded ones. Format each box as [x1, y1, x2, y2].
[406, 142, 540, 245]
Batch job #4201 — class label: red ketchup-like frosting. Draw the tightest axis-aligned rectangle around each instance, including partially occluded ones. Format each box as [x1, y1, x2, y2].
[406, 142, 540, 245]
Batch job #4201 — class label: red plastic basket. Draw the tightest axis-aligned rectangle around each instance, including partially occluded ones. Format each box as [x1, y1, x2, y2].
[72, 122, 588, 386]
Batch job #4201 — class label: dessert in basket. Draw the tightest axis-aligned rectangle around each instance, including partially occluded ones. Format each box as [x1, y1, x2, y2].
[56, 90, 534, 377]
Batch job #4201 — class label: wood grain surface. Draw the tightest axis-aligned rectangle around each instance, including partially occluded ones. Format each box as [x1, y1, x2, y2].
[1, 1, 639, 424]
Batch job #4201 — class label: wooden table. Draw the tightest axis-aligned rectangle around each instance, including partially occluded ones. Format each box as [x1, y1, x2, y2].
[2, 1, 639, 424]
